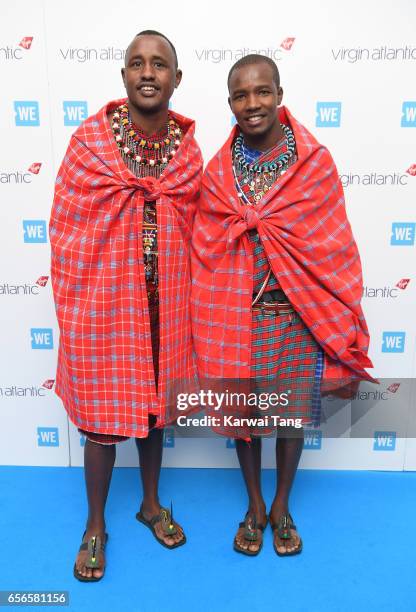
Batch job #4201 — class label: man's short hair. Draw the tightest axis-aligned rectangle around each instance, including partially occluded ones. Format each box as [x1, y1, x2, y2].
[127, 30, 178, 69]
[227, 54, 280, 90]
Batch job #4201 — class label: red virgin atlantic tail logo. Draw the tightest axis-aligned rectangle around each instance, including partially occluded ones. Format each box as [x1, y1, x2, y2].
[406, 164, 416, 176]
[396, 278, 410, 290]
[36, 276, 49, 287]
[387, 383, 400, 393]
[42, 379, 55, 389]
[280, 37, 295, 51]
[28, 163, 42, 174]
[19, 37, 33, 50]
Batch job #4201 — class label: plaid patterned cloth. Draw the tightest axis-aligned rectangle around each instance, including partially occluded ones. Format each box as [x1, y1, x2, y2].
[79, 283, 160, 445]
[50, 98, 203, 438]
[203, 309, 322, 440]
[191, 106, 374, 390]
[251, 309, 320, 414]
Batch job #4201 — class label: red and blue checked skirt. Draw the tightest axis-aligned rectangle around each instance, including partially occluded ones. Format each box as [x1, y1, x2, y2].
[251, 307, 322, 419]
[214, 306, 323, 440]
[78, 283, 160, 445]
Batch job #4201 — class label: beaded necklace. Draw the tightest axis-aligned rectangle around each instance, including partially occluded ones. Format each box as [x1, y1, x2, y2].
[110, 103, 183, 286]
[232, 124, 296, 204]
[111, 103, 182, 178]
[231, 125, 298, 302]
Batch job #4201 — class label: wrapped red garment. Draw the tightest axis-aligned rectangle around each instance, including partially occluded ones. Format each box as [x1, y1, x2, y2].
[191, 106, 374, 392]
[50, 99, 203, 438]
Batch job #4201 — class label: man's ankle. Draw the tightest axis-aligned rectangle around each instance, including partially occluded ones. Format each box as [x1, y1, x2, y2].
[141, 498, 160, 515]
[248, 501, 267, 519]
[86, 518, 106, 533]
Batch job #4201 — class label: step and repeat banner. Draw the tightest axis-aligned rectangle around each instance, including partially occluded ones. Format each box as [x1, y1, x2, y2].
[1, 0, 415, 469]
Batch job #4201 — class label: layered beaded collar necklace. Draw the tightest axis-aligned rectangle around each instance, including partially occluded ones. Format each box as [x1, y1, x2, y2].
[111, 103, 182, 178]
[232, 124, 296, 205]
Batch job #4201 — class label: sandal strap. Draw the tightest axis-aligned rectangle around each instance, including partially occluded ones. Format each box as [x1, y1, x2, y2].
[148, 506, 177, 536]
[239, 521, 267, 532]
[239, 513, 267, 541]
[270, 513, 297, 537]
[78, 534, 107, 552]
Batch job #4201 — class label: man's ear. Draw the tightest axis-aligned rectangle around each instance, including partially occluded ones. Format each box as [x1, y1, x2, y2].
[175, 69, 183, 88]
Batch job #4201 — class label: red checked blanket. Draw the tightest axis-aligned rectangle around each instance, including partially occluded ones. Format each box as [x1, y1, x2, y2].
[191, 106, 374, 389]
[50, 99, 203, 437]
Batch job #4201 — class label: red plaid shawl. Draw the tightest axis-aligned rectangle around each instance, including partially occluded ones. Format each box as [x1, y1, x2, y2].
[50, 99, 203, 438]
[191, 106, 374, 387]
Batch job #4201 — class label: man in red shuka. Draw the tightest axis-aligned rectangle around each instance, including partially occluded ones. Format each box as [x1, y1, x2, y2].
[50, 31, 202, 580]
[191, 55, 373, 557]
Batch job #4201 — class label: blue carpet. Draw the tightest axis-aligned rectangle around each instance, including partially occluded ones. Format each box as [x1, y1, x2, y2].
[0, 467, 415, 612]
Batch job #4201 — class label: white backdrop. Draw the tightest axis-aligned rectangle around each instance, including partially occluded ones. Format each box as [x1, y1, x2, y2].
[1, 0, 415, 469]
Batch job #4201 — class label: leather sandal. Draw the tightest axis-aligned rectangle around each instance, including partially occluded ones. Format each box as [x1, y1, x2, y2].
[270, 513, 303, 556]
[233, 512, 267, 556]
[136, 503, 186, 549]
[73, 532, 108, 582]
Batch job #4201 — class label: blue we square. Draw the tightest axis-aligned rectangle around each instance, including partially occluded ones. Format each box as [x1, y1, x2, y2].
[14, 101, 40, 126]
[401, 102, 416, 127]
[382, 331, 405, 353]
[37, 427, 59, 447]
[390, 222, 415, 246]
[31, 328, 53, 350]
[373, 431, 396, 451]
[163, 427, 175, 448]
[63, 101, 88, 126]
[23, 220, 47, 243]
[303, 429, 322, 450]
[316, 102, 341, 127]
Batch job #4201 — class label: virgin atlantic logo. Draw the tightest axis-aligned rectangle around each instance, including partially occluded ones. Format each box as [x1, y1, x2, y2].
[396, 278, 410, 290]
[280, 38, 295, 51]
[19, 37, 33, 50]
[387, 383, 400, 393]
[42, 379, 55, 390]
[36, 276, 49, 287]
[28, 163, 42, 175]
[406, 164, 416, 176]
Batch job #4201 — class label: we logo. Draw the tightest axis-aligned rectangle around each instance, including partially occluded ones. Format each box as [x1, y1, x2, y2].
[31, 328, 53, 350]
[303, 429, 322, 450]
[401, 102, 416, 127]
[163, 427, 175, 448]
[37, 427, 59, 447]
[63, 101, 88, 126]
[390, 222, 415, 246]
[316, 102, 341, 127]
[23, 220, 47, 243]
[373, 431, 396, 451]
[381, 332, 405, 354]
[14, 101, 39, 126]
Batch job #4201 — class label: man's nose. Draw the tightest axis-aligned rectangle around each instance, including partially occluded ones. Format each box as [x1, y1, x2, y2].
[246, 94, 260, 110]
[140, 61, 156, 80]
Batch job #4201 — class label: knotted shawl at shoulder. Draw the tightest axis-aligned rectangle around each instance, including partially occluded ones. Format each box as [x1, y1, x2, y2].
[50, 99, 203, 437]
[191, 106, 373, 386]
